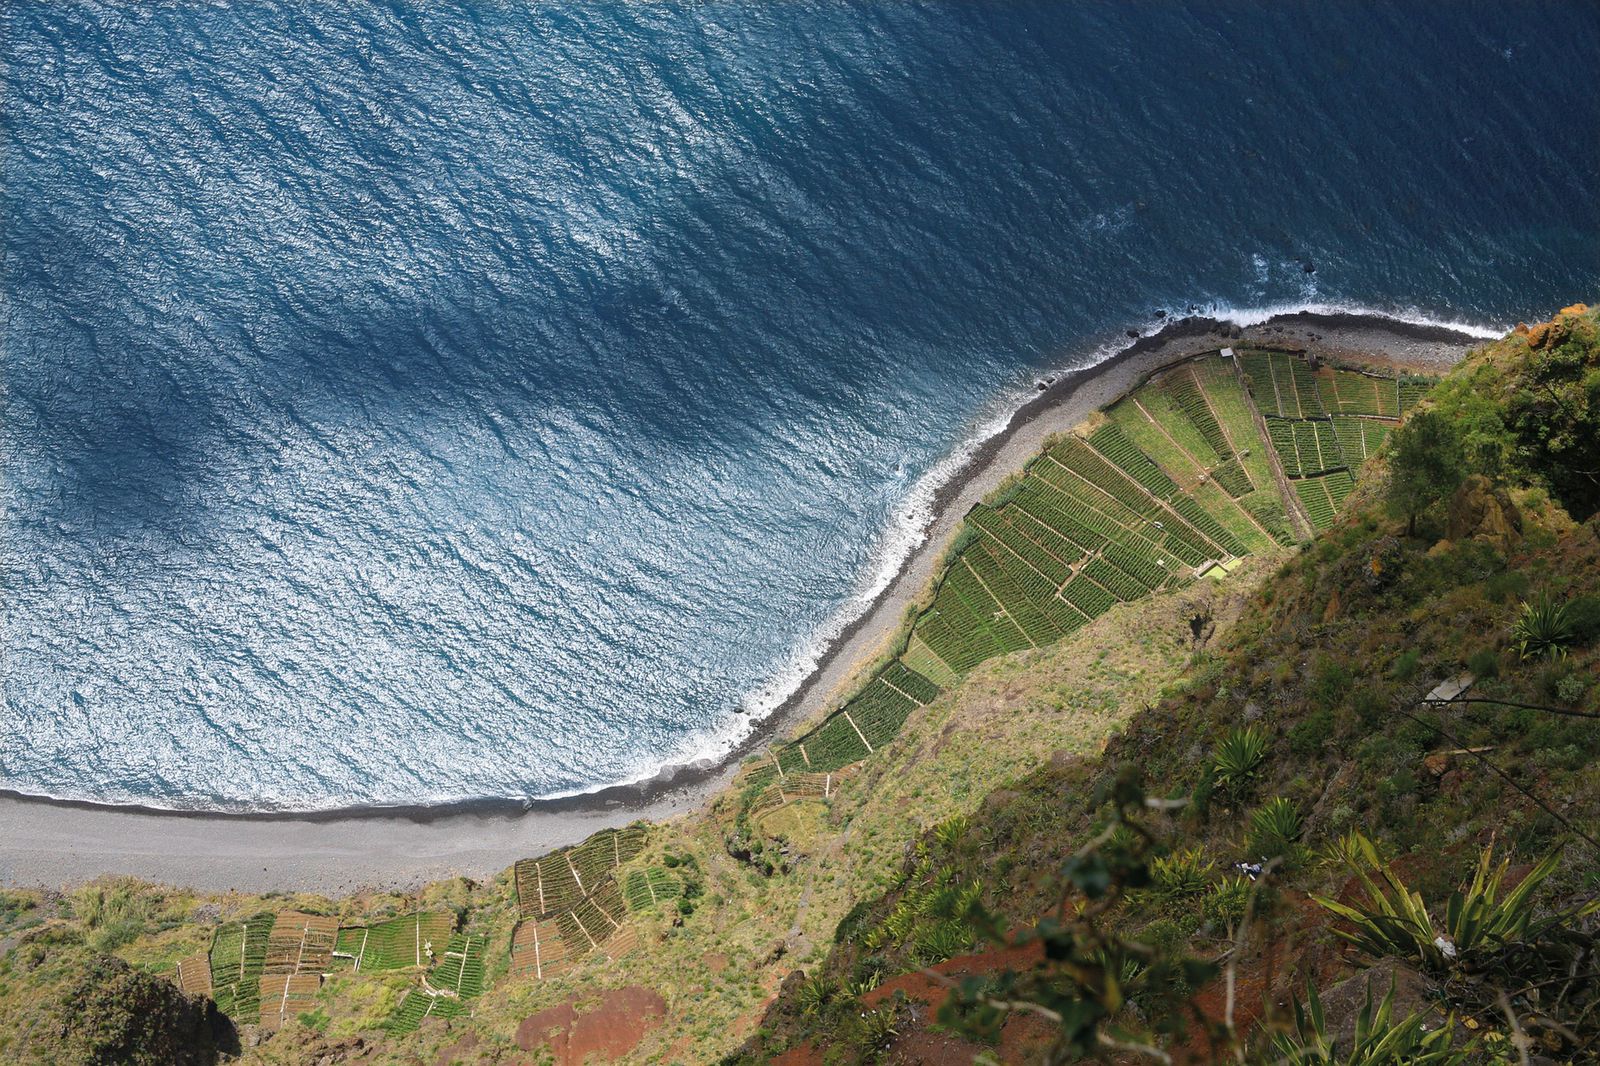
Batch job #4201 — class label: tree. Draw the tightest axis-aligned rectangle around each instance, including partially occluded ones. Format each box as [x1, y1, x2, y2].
[60, 953, 229, 1066]
[1386, 409, 1466, 537]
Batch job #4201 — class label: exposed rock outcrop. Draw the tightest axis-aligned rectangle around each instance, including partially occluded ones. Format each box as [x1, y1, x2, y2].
[1445, 474, 1523, 553]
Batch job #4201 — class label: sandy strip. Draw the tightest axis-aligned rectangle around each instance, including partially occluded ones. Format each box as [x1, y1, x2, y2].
[0, 310, 1483, 894]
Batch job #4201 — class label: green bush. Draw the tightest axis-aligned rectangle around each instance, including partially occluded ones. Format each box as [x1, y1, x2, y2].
[1484, 568, 1530, 604]
[1465, 647, 1500, 678]
[1270, 978, 1469, 1065]
[1512, 591, 1576, 660]
[1211, 725, 1269, 802]
[60, 953, 225, 1066]
[1148, 848, 1212, 899]
[1567, 593, 1600, 644]
[1308, 656, 1352, 711]
[1202, 876, 1252, 937]
[1391, 649, 1421, 681]
[1288, 709, 1334, 758]
[1247, 798, 1302, 859]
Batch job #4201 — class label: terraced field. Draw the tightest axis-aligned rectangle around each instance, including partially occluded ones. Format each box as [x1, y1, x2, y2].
[259, 974, 321, 1033]
[386, 934, 488, 1035]
[623, 867, 684, 911]
[1238, 349, 1427, 532]
[332, 911, 455, 973]
[208, 911, 274, 1019]
[509, 825, 649, 982]
[741, 348, 1431, 814]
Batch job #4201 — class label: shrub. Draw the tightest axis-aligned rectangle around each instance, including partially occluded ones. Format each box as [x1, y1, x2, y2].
[1247, 798, 1302, 859]
[1512, 591, 1576, 660]
[1312, 835, 1594, 972]
[1391, 649, 1421, 681]
[61, 953, 225, 1066]
[1567, 593, 1600, 644]
[1288, 709, 1334, 758]
[1211, 725, 1269, 802]
[1484, 567, 1531, 604]
[1309, 656, 1352, 711]
[1385, 409, 1466, 537]
[1555, 672, 1588, 705]
[1148, 848, 1213, 900]
[1465, 647, 1500, 678]
[1202, 876, 1252, 938]
[1270, 979, 1469, 1065]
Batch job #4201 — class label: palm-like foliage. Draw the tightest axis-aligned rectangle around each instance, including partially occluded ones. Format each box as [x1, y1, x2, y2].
[798, 973, 837, 1016]
[1511, 591, 1575, 660]
[1149, 848, 1213, 899]
[1270, 980, 1469, 1065]
[1312, 835, 1592, 971]
[1249, 797, 1303, 858]
[1212, 725, 1269, 800]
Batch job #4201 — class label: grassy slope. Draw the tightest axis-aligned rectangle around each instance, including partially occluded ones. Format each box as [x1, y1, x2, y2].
[0, 549, 1273, 1065]
[3, 309, 1593, 1064]
[733, 305, 1600, 1061]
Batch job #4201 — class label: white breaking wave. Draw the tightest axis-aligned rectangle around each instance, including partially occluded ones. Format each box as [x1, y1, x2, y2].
[553, 299, 1509, 803]
[1198, 298, 1507, 340]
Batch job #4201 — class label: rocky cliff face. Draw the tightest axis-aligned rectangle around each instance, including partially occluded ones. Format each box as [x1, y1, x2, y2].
[1446, 473, 1524, 553]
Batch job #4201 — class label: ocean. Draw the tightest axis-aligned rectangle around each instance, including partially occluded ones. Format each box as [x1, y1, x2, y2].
[3, 2, 1597, 810]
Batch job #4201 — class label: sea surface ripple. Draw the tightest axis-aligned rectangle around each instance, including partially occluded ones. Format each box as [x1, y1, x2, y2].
[3, 2, 1597, 809]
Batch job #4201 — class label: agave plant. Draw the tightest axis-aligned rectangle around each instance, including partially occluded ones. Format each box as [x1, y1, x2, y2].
[913, 920, 971, 965]
[1249, 797, 1303, 859]
[798, 973, 838, 1016]
[1270, 979, 1469, 1065]
[1148, 848, 1214, 899]
[1318, 830, 1387, 872]
[933, 814, 969, 851]
[1312, 834, 1594, 971]
[1212, 725, 1270, 801]
[1203, 876, 1253, 938]
[1511, 591, 1575, 660]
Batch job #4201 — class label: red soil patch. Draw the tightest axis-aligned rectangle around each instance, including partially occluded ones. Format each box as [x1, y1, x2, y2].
[433, 1030, 479, 1066]
[516, 986, 667, 1064]
[844, 941, 1053, 1062]
[703, 951, 729, 974]
[863, 940, 1046, 1013]
[771, 1045, 826, 1066]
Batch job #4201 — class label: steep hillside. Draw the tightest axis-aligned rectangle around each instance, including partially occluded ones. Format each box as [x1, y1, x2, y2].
[3, 309, 1594, 1065]
[733, 304, 1600, 1063]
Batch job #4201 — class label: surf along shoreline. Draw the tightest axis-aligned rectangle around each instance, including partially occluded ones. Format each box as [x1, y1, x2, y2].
[0, 309, 1491, 892]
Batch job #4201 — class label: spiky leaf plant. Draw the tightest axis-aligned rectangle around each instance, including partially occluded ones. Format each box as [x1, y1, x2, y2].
[1248, 797, 1303, 859]
[1511, 591, 1575, 660]
[1270, 979, 1469, 1065]
[1312, 835, 1593, 971]
[1212, 725, 1269, 801]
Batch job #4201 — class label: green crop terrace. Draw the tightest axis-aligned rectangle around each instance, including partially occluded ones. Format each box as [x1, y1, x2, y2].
[144, 346, 1432, 1043]
[739, 348, 1430, 819]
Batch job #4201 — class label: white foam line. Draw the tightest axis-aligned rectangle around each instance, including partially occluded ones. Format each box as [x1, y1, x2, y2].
[1197, 298, 1507, 340]
[568, 299, 1508, 797]
[13, 301, 1512, 813]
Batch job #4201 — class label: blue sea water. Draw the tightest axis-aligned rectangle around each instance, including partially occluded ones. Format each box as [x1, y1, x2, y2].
[2, 2, 1597, 810]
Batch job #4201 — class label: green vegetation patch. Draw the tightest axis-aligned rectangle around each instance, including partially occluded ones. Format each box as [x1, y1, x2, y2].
[513, 824, 647, 919]
[208, 911, 274, 1019]
[332, 911, 455, 973]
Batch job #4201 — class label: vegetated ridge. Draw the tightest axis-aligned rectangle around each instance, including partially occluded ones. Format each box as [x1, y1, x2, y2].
[0, 306, 1595, 1064]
